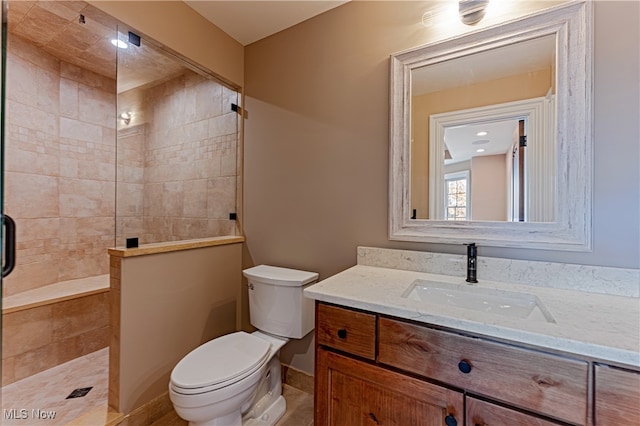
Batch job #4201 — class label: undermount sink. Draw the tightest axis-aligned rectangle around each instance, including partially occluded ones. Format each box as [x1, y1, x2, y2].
[402, 279, 555, 323]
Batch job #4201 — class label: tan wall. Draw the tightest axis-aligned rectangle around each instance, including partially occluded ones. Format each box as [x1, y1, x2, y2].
[110, 242, 242, 414]
[244, 0, 640, 376]
[411, 68, 552, 219]
[88, 0, 243, 87]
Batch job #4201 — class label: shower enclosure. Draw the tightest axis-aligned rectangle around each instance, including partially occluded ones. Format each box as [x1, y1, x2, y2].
[0, 0, 240, 386]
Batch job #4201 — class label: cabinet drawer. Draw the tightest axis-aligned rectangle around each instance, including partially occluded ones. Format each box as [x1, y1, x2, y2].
[467, 397, 562, 426]
[316, 303, 376, 360]
[378, 318, 588, 425]
[594, 364, 640, 424]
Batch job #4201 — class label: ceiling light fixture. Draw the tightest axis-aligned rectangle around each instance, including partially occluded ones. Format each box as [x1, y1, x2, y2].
[119, 112, 132, 125]
[421, 11, 434, 27]
[111, 39, 128, 49]
[459, 0, 490, 25]
[476, 131, 488, 136]
[476, 148, 486, 153]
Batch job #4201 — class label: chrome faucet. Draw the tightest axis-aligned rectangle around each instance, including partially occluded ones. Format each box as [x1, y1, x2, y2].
[465, 243, 478, 283]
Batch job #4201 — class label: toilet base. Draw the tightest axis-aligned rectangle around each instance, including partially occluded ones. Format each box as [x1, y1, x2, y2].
[244, 395, 286, 426]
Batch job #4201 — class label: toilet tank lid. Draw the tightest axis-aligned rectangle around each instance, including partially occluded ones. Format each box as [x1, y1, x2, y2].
[243, 265, 318, 287]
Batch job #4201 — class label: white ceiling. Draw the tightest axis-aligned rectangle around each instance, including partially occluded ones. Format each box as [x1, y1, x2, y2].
[183, 1, 349, 46]
[445, 119, 520, 165]
[412, 34, 556, 96]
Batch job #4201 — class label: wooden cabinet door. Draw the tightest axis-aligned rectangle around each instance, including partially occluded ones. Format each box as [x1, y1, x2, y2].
[316, 348, 464, 426]
[466, 397, 562, 426]
[595, 364, 640, 424]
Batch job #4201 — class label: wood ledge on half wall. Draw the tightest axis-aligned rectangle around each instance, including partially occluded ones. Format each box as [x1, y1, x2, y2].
[108, 236, 245, 258]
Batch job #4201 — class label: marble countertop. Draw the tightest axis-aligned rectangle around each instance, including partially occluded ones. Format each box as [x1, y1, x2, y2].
[304, 264, 640, 368]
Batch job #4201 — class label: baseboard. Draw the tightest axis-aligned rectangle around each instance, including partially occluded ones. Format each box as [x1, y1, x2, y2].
[116, 391, 174, 426]
[281, 364, 314, 395]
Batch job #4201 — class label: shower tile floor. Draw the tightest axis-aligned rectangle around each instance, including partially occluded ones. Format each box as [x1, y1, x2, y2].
[0, 348, 109, 425]
[0, 348, 314, 426]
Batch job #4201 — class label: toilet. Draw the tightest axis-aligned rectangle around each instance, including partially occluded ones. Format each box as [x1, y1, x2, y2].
[169, 265, 318, 426]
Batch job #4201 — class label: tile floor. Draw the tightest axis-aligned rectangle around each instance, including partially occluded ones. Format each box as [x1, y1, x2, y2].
[0, 348, 109, 425]
[0, 348, 314, 426]
[150, 385, 314, 426]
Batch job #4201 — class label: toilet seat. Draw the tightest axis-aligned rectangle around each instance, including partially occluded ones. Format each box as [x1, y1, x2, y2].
[170, 332, 271, 395]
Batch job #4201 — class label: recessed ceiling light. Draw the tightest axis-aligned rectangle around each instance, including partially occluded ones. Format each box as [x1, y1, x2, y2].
[476, 148, 486, 153]
[111, 39, 127, 49]
[476, 131, 488, 136]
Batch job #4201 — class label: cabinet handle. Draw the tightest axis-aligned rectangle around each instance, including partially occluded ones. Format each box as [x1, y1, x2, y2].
[444, 414, 457, 426]
[458, 359, 472, 374]
[337, 328, 347, 339]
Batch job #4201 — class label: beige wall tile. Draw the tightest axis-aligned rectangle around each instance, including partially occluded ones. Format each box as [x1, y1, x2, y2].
[52, 293, 110, 341]
[2, 305, 53, 358]
[6, 53, 39, 106]
[36, 66, 60, 113]
[59, 178, 115, 217]
[3, 258, 60, 296]
[8, 35, 60, 76]
[182, 179, 208, 218]
[207, 177, 236, 219]
[60, 77, 79, 119]
[78, 84, 116, 128]
[5, 172, 59, 218]
[60, 61, 116, 92]
[52, 325, 109, 365]
[11, 344, 58, 382]
[2, 356, 16, 385]
[7, 99, 59, 136]
[59, 117, 103, 143]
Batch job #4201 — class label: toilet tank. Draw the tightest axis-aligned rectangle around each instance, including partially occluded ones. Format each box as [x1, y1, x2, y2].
[243, 265, 318, 339]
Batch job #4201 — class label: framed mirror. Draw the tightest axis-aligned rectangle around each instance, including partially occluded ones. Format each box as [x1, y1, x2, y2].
[389, 1, 592, 251]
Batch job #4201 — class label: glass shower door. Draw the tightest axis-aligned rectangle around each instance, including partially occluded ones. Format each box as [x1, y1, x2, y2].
[1, 0, 16, 284]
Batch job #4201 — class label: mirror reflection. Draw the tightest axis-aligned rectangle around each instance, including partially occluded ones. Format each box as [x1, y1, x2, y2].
[410, 34, 556, 222]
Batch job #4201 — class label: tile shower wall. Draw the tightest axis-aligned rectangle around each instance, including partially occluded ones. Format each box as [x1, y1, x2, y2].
[116, 69, 238, 245]
[3, 35, 116, 297]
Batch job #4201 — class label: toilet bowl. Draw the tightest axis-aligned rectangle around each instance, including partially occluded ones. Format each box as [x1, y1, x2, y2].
[169, 265, 317, 426]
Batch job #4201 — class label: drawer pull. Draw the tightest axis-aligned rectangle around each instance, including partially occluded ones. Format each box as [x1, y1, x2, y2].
[444, 414, 458, 426]
[337, 328, 347, 339]
[458, 359, 472, 374]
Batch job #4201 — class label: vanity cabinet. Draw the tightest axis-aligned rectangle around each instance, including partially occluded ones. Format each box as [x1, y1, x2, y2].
[315, 302, 600, 426]
[316, 349, 464, 425]
[594, 364, 640, 424]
